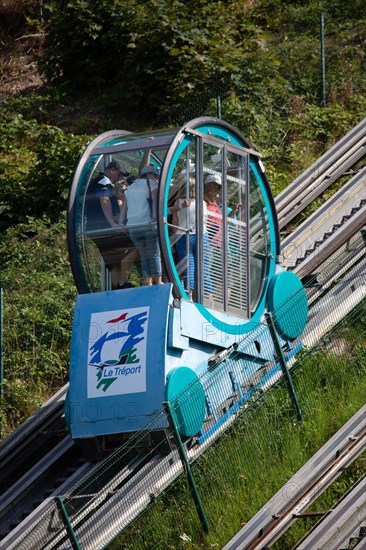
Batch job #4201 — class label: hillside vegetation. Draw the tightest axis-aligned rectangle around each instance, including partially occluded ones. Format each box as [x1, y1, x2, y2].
[0, 0, 365, 436]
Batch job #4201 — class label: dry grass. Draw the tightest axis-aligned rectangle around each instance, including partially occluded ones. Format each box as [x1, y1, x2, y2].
[0, 47, 43, 101]
[0, 0, 44, 101]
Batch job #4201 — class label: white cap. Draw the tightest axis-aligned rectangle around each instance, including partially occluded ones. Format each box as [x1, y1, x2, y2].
[205, 173, 222, 185]
[180, 160, 195, 174]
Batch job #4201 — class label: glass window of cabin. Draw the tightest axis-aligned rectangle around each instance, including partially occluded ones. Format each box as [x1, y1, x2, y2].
[249, 167, 271, 312]
[203, 144, 249, 317]
[80, 145, 169, 291]
[166, 136, 251, 318]
[225, 149, 249, 317]
[167, 141, 197, 298]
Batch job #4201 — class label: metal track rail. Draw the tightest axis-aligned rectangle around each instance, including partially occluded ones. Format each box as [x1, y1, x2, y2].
[5, 262, 364, 550]
[1, 241, 365, 548]
[295, 476, 366, 550]
[301, 257, 366, 350]
[0, 455, 95, 550]
[2, 270, 365, 548]
[8, 402, 245, 550]
[275, 117, 366, 229]
[0, 437, 74, 521]
[293, 206, 365, 280]
[281, 167, 366, 270]
[0, 438, 95, 544]
[222, 405, 366, 550]
[0, 384, 68, 486]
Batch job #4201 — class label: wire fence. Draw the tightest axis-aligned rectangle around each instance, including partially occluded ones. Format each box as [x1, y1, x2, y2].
[12, 246, 366, 549]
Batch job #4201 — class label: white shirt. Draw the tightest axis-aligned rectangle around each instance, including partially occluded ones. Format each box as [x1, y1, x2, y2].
[176, 199, 208, 235]
[125, 177, 158, 226]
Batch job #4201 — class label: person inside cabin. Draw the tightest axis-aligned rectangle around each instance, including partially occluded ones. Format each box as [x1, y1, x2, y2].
[86, 160, 123, 229]
[170, 177, 212, 300]
[114, 180, 141, 288]
[204, 173, 241, 302]
[85, 160, 139, 289]
[121, 163, 163, 286]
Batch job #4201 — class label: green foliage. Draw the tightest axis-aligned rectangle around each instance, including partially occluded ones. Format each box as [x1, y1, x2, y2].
[0, 216, 76, 435]
[39, 0, 294, 127]
[2, 0, 365, 211]
[39, 0, 366, 142]
[39, 0, 160, 95]
[0, 109, 89, 229]
[0, 0, 41, 39]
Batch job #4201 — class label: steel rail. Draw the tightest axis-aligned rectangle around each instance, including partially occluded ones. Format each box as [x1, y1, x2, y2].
[1, 241, 365, 547]
[24, 397, 247, 550]
[0, 437, 74, 520]
[0, 458, 94, 550]
[305, 236, 366, 306]
[275, 117, 366, 229]
[53, 405, 254, 550]
[2, 257, 365, 549]
[16, 271, 365, 550]
[295, 476, 366, 550]
[302, 257, 366, 350]
[222, 405, 366, 550]
[292, 206, 365, 280]
[0, 384, 68, 485]
[39, 451, 155, 550]
[281, 167, 366, 269]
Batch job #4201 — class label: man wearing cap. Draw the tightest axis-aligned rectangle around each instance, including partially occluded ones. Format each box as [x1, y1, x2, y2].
[86, 160, 124, 230]
[85, 159, 139, 289]
[121, 164, 162, 285]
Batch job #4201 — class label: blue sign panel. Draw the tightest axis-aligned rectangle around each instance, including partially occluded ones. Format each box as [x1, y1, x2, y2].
[68, 284, 173, 438]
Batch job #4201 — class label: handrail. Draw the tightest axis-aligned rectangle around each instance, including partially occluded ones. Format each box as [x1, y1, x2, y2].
[295, 476, 366, 550]
[275, 118, 366, 229]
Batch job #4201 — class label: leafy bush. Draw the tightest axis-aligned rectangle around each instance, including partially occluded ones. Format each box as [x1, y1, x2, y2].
[0, 0, 40, 38]
[37, 0, 366, 192]
[0, 215, 76, 435]
[0, 111, 89, 229]
[39, 0, 289, 126]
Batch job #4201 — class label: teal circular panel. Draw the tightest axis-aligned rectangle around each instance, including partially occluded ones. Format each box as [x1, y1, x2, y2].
[267, 271, 308, 340]
[166, 367, 206, 438]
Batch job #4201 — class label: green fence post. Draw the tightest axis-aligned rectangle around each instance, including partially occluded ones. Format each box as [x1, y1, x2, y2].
[55, 496, 80, 550]
[320, 12, 328, 151]
[265, 312, 303, 422]
[217, 95, 221, 118]
[163, 401, 209, 533]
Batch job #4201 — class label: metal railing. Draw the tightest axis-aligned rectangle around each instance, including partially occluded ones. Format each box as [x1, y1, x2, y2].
[275, 117, 366, 229]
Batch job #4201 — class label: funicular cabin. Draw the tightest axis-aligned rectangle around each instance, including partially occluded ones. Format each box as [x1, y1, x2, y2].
[66, 117, 307, 447]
